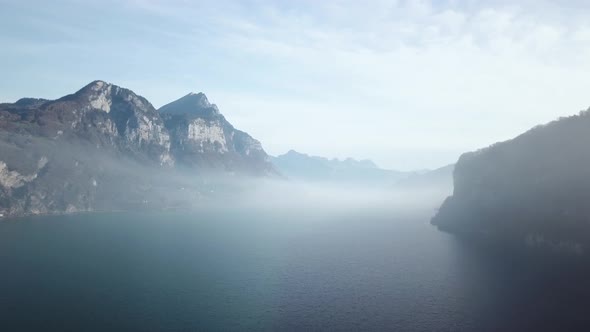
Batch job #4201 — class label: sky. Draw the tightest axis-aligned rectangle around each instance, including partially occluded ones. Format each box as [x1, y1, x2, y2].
[2, 0, 590, 170]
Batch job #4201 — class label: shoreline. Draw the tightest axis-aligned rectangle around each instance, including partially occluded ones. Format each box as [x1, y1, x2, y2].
[0, 205, 201, 222]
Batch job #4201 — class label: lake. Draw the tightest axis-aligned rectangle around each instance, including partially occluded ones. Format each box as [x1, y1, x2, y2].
[1, 204, 590, 331]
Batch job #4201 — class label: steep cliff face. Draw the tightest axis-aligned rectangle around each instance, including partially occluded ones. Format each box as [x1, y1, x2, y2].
[0, 81, 178, 216]
[432, 109, 590, 254]
[160, 93, 277, 176]
[43, 80, 174, 165]
[0, 81, 277, 217]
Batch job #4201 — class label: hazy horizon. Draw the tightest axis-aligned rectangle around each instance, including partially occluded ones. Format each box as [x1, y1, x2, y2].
[3, 0, 590, 169]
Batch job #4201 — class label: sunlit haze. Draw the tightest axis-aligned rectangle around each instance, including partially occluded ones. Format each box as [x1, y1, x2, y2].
[3, 0, 590, 169]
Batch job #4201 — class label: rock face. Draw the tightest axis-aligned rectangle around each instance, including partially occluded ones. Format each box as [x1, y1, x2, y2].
[48, 81, 173, 165]
[1, 81, 173, 165]
[160, 92, 276, 175]
[0, 81, 277, 217]
[432, 109, 590, 254]
[271, 150, 407, 185]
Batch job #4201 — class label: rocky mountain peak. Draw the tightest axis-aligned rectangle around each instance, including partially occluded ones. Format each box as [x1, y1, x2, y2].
[87, 80, 110, 90]
[157, 92, 277, 176]
[187, 92, 210, 104]
[159, 92, 219, 117]
[76, 80, 114, 96]
[58, 80, 158, 115]
[71, 80, 114, 113]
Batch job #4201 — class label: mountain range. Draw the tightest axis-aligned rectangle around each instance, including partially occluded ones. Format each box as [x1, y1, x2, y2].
[0, 80, 276, 217]
[271, 150, 409, 185]
[0, 80, 457, 219]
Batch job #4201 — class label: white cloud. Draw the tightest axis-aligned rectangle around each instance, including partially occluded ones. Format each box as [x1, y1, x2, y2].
[4, 0, 590, 169]
[191, 0, 590, 169]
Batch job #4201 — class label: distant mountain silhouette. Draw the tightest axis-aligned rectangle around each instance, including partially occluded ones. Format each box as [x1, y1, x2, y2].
[272, 150, 408, 185]
[394, 164, 453, 189]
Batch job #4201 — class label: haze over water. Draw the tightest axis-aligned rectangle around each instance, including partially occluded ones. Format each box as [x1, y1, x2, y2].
[1, 188, 588, 331]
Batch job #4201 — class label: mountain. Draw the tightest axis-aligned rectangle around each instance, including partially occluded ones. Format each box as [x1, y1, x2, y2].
[394, 164, 454, 190]
[432, 109, 590, 254]
[0, 81, 276, 217]
[160, 92, 276, 175]
[271, 150, 407, 185]
[2, 80, 174, 164]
